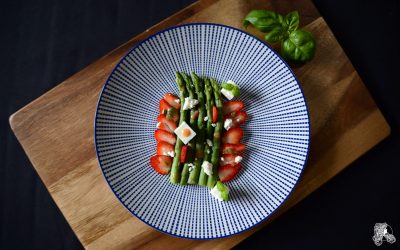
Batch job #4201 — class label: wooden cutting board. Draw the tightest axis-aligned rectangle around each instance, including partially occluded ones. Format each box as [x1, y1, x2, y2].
[9, 0, 390, 249]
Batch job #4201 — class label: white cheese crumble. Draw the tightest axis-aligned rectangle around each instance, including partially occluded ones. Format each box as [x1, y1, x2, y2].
[174, 99, 180, 103]
[188, 163, 195, 172]
[204, 116, 209, 121]
[210, 184, 230, 202]
[221, 88, 234, 100]
[211, 123, 216, 127]
[182, 97, 199, 110]
[166, 151, 175, 157]
[201, 161, 213, 176]
[220, 157, 224, 161]
[206, 139, 213, 147]
[224, 118, 233, 131]
[234, 156, 243, 163]
[174, 121, 196, 145]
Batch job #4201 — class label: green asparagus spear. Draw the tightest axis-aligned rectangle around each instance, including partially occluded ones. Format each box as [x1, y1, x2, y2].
[198, 144, 211, 186]
[207, 78, 224, 188]
[188, 73, 206, 184]
[198, 79, 214, 186]
[180, 73, 197, 185]
[205, 79, 214, 139]
[169, 72, 188, 184]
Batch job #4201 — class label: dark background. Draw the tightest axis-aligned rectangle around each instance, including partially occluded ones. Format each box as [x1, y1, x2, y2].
[1, 0, 399, 249]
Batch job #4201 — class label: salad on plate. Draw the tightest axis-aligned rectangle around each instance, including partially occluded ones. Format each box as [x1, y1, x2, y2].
[150, 72, 248, 201]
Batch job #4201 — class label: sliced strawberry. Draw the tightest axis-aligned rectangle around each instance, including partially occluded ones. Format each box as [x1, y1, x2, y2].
[191, 110, 199, 121]
[212, 106, 218, 123]
[156, 141, 175, 156]
[224, 111, 248, 128]
[221, 143, 246, 155]
[180, 145, 188, 163]
[157, 121, 173, 133]
[155, 129, 176, 145]
[166, 107, 179, 122]
[157, 114, 177, 132]
[163, 93, 180, 109]
[222, 127, 243, 144]
[219, 163, 241, 182]
[222, 100, 244, 115]
[220, 154, 242, 166]
[150, 155, 172, 175]
[159, 99, 172, 114]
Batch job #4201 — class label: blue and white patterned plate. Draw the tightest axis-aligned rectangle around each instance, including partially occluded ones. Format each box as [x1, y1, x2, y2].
[95, 23, 310, 239]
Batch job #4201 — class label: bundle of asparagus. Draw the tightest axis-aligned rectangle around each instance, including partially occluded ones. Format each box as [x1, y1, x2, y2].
[151, 72, 248, 201]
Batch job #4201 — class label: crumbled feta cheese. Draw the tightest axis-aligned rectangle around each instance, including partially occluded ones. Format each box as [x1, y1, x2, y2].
[210, 184, 230, 202]
[210, 187, 223, 201]
[234, 156, 243, 163]
[166, 151, 175, 157]
[221, 88, 234, 100]
[206, 139, 213, 147]
[188, 163, 195, 172]
[220, 157, 224, 161]
[204, 116, 209, 121]
[224, 118, 233, 131]
[174, 121, 196, 144]
[201, 161, 213, 176]
[182, 97, 199, 110]
[174, 99, 180, 103]
[156, 122, 161, 129]
[211, 123, 216, 127]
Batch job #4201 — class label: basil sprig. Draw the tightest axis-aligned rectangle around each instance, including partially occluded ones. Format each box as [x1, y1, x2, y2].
[243, 10, 315, 64]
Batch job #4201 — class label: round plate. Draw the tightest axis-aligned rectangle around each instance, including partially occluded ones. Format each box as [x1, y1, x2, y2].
[95, 23, 310, 239]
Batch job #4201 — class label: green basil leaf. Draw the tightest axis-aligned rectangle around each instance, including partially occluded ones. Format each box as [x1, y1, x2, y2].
[265, 27, 285, 43]
[243, 10, 283, 33]
[281, 30, 316, 63]
[285, 11, 299, 33]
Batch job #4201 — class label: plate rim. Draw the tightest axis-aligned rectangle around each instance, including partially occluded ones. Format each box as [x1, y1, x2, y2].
[94, 22, 311, 240]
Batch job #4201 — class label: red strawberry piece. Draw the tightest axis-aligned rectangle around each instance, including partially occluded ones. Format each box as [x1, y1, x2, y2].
[163, 93, 180, 109]
[220, 154, 242, 166]
[157, 121, 173, 133]
[159, 99, 172, 114]
[221, 143, 246, 155]
[224, 111, 248, 128]
[191, 109, 199, 121]
[180, 145, 188, 163]
[150, 155, 172, 175]
[155, 129, 176, 145]
[212, 106, 218, 123]
[166, 107, 179, 122]
[157, 114, 177, 132]
[222, 100, 244, 115]
[218, 163, 241, 182]
[222, 127, 243, 144]
[156, 141, 175, 156]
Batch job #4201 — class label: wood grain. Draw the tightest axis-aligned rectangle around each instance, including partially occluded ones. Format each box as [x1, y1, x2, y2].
[9, 0, 390, 249]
